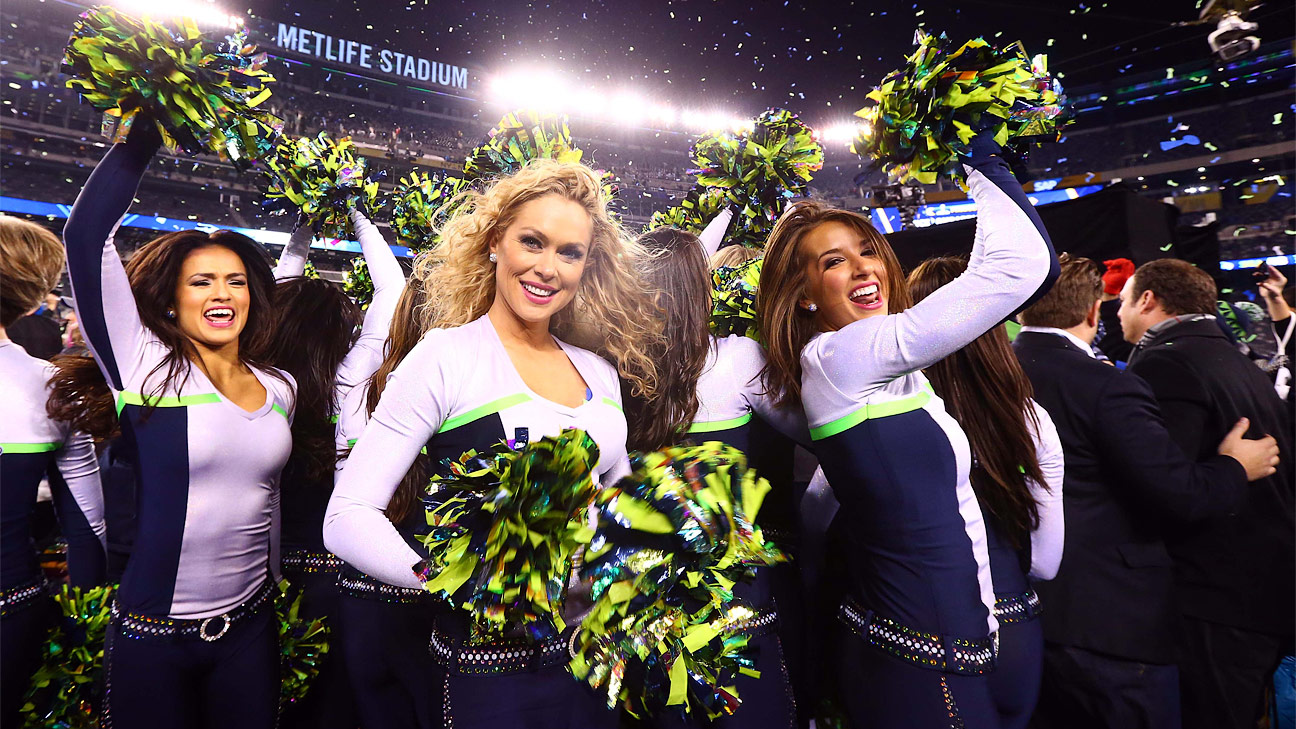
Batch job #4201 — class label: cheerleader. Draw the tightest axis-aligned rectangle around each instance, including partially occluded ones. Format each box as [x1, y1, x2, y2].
[51, 121, 295, 728]
[324, 159, 662, 729]
[755, 134, 1057, 728]
[0, 216, 107, 727]
[908, 256, 1065, 729]
[627, 225, 806, 729]
[264, 207, 405, 729]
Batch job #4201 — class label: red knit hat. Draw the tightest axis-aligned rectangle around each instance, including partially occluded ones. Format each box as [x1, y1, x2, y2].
[1102, 258, 1135, 296]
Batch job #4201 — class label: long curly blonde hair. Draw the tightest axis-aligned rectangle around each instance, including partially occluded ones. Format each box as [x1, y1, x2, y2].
[412, 158, 663, 398]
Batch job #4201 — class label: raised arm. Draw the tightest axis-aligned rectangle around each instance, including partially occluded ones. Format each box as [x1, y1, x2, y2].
[698, 207, 735, 259]
[324, 335, 449, 588]
[273, 217, 313, 280]
[818, 135, 1058, 390]
[49, 429, 107, 587]
[62, 123, 163, 390]
[1026, 400, 1064, 581]
[336, 210, 406, 389]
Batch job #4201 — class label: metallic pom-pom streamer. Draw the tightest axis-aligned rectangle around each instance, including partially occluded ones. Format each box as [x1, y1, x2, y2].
[21, 584, 115, 728]
[852, 30, 1072, 185]
[276, 581, 330, 708]
[388, 171, 470, 251]
[263, 132, 382, 240]
[342, 256, 373, 310]
[572, 443, 785, 720]
[461, 109, 584, 183]
[413, 430, 600, 641]
[648, 188, 728, 236]
[62, 6, 281, 171]
[709, 257, 763, 342]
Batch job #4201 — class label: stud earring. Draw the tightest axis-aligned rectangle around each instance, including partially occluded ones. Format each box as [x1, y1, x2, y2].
[489, 252, 498, 263]
[166, 309, 176, 319]
[806, 303, 818, 312]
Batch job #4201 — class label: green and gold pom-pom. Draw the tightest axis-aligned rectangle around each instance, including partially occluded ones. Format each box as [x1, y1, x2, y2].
[21, 584, 115, 729]
[388, 171, 470, 251]
[648, 187, 728, 236]
[413, 430, 600, 641]
[343, 256, 373, 310]
[277, 580, 329, 709]
[462, 109, 584, 182]
[710, 257, 763, 341]
[852, 30, 1071, 184]
[573, 443, 784, 719]
[263, 132, 381, 239]
[62, 6, 281, 171]
[692, 108, 823, 213]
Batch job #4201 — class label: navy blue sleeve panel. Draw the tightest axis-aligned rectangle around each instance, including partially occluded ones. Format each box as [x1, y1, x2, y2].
[62, 123, 162, 389]
[46, 465, 107, 587]
[1093, 369, 1247, 524]
[963, 133, 1060, 311]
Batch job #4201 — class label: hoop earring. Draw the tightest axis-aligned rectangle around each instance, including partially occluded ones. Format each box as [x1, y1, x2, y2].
[488, 252, 498, 263]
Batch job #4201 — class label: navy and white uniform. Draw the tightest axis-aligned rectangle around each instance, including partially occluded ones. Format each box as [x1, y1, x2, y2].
[63, 132, 296, 729]
[325, 314, 627, 729]
[0, 340, 106, 725]
[983, 400, 1064, 729]
[802, 137, 1056, 728]
[273, 212, 404, 729]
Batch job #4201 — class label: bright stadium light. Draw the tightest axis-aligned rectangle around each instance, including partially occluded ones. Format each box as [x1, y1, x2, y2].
[110, 0, 242, 28]
[488, 70, 571, 112]
[821, 122, 868, 145]
[609, 92, 648, 126]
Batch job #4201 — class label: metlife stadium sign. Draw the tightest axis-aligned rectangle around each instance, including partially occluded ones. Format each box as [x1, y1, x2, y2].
[265, 23, 471, 90]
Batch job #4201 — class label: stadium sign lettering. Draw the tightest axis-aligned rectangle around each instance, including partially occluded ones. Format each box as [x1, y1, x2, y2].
[272, 23, 469, 90]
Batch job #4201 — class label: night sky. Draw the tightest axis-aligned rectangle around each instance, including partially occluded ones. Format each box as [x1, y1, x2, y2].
[243, 0, 1292, 124]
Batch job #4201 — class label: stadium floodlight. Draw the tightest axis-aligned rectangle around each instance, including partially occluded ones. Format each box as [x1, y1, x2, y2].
[109, 0, 242, 28]
[609, 92, 648, 126]
[650, 104, 677, 126]
[820, 122, 869, 146]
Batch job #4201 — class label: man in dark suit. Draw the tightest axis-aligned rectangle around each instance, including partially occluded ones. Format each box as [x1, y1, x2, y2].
[1119, 258, 1294, 729]
[1013, 255, 1279, 729]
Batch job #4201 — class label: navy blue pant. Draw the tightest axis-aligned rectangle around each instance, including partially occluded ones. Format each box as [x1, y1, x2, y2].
[103, 602, 278, 729]
[337, 592, 442, 729]
[834, 625, 999, 729]
[989, 616, 1043, 729]
[1033, 642, 1180, 729]
[443, 662, 617, 729]
[636, 631, 796, 729]
[1, 598, 53, 727]
[278, 570, 359, 729]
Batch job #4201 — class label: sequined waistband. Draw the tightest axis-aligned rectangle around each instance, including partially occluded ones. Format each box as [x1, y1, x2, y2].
[337, 572, 428, 604]
[429, 626, 572, 675]
[0, 577, 47, 617]
[837, 599, 997, 676]
[993, 589, 1041, 625]
[282, 549, 345, 574]
[112, 581, 273, 642]
[730, 608, 780, 638]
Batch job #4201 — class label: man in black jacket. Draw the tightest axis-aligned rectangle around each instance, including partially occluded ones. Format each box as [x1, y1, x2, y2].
[1119, 258, 1293, 729]
[1013, 255, 1279, 729]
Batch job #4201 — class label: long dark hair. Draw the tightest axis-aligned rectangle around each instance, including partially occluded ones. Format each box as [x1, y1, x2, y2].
[624, 228, 712, 452]
[47, 230, 280, 439]
[363, 277, 430, 523]
[908, 256, 1045, 550]
[757, 201, 912, 409]
[266, 277, 362, 484]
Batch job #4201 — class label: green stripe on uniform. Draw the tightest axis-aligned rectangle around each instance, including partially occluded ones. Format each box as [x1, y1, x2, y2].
[1, 442, 60, 454]
[809, 390, 932, 441]
[601, 397, 623, 412]
[687, 412, 752, 434]
[438, 394, 531, 434]
[116, 391, 222, 416]
[271, 404, 288, 418]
